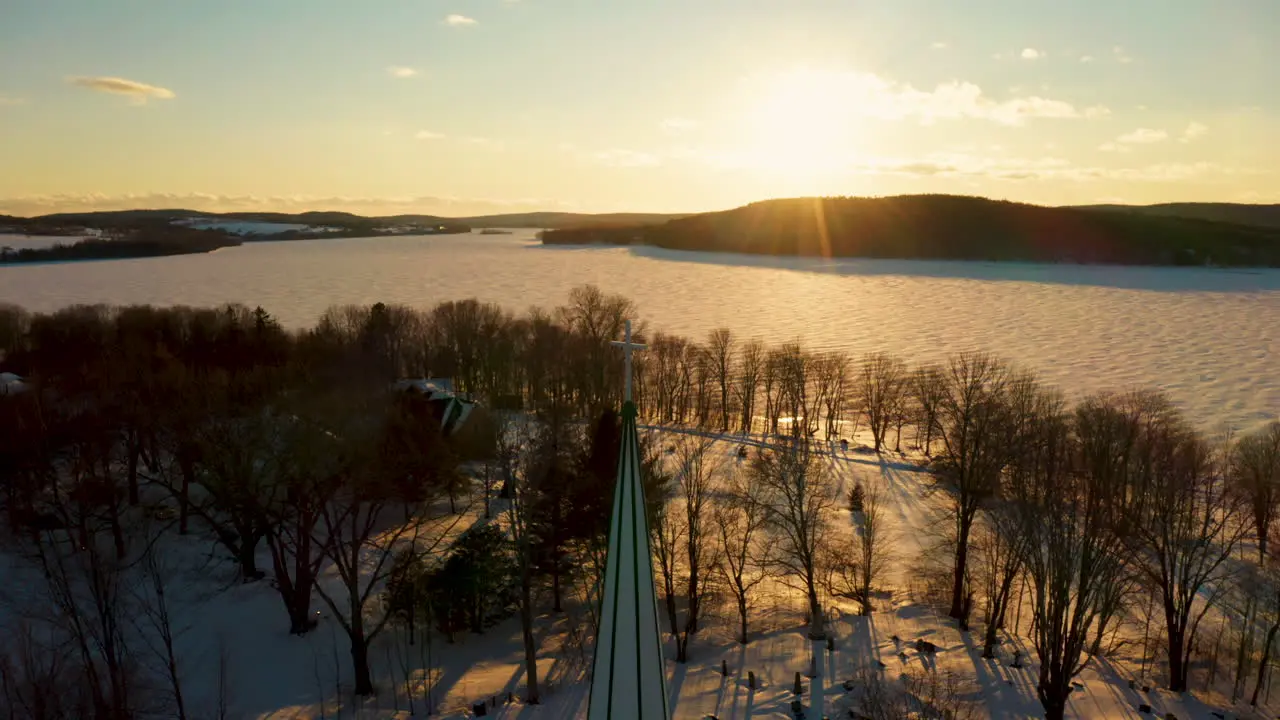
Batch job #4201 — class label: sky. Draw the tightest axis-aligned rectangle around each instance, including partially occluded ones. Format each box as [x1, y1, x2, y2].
[1, 0, 1278, 217]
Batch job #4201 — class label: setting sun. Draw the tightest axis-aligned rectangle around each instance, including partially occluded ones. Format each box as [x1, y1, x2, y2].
[739, 68, 869, 179]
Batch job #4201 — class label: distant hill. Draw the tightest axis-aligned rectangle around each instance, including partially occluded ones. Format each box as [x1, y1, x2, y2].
[10, 198, 1280, 267]
[1073, 202, 1280, 229]
[451, 211, 687, 228]
[9, 208, 682, 231]
[541, 195, 1280, 267]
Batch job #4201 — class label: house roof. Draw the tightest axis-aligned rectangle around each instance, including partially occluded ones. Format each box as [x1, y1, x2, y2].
[0, 372, 27, 396]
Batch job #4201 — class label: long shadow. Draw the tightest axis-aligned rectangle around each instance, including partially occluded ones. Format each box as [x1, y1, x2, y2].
[959, 631, 1016, 717]
[667, 661, 688, 717]
[525, 241, 1280, 292]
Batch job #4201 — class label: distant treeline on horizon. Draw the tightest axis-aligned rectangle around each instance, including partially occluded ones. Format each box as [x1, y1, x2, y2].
[0, 225, 242, 264]
[540, 195, 1280, 268]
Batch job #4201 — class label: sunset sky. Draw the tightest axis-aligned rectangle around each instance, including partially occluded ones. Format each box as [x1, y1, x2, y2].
[1, 0, 1278, 216]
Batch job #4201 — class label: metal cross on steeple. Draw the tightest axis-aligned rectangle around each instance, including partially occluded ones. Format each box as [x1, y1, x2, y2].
[610, 319, 647, 403]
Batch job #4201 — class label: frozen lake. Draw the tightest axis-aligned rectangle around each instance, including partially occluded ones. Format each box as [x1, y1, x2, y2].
[1, 229, 1276, 434]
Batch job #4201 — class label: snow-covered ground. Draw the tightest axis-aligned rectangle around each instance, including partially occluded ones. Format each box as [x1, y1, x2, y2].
[0, 423, 1260, 719]
[0, 233, 94, 250]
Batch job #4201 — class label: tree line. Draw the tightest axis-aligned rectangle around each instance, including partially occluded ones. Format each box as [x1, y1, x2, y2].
[0, 225, 242, 264]
[541, 194, 1280, 267]
[1, 288, 1277, 720]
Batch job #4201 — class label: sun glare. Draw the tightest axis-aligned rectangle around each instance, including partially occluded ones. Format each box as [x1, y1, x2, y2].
[740, 68, 866, 179]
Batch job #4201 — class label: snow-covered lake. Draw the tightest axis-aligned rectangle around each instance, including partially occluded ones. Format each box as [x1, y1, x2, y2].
[1, 229, 1276, 434]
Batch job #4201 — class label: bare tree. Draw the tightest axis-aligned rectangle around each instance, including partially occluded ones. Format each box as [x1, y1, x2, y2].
[1125, 402, 1244, 692]
[975, 376, 1053, 657]
[262, 416, 337, 636]
[753, 437, 835, 627]
[648, 435, 721, 662]
[1021, 394, 1128, 720]
[650, 465, 686, 660]
[857, 353, 907, 453]
[676, 435, 721, 637]
[717, 465, 771, 643]
[1231, 421, 1280, 704]
[130, 544, 191, 720]
[910, 365, 946, 456]
[187, 403, 277, 581]
[312, 402, 466, 697]
[506, 413, 542, 703]
[816, 352, 851, 441]
[735, 340, 764, 436]
[707, 329, 736, 432]
[29, 517, 138, 719]
[761, 348, 783, 436]
[556, 284, 636, 411]
[932, 352, 1013, 626]
[972, 507, 1028, 658]
[855, 479, 893, 615]
[0, 620, 93, 719]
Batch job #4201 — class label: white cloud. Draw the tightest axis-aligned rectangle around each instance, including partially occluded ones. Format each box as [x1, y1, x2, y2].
[931, 41, 948, 50]
[415, 130, 445, 140]
[1116, 127, 1168, 144]
[593, 149, 661, 168]
[1079, 55, 1094, 63]
[1180, 122, 1208, 142]
[660, 117, 698, 133]
[847, 154, 1250, 184]
[0, 95, 27, 106]
[386, 66, 418, 78]
[1100, 127, 1168, 151]
[1021, 48, 1043, 60]
[444, 14, 477, 26]
[746, 70, 1110, 126]
[67, 76, 175, 104]
[464, 136, 504, 151]
[1113, 46, 1133, 63]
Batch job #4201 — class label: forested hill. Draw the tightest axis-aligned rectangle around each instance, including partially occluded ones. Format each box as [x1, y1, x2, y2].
[1074, 202, 1280, 230]
[540, 195, 1280, 267]
[2, 208, 680, 232]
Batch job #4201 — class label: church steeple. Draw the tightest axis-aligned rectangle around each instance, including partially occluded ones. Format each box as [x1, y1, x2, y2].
[588, 320, 669, 720]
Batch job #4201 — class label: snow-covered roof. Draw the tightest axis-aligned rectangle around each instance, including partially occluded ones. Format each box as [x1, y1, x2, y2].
[1, 372, 28, 396]
[392, 377, 456, 400]
[392, 378, 476, 436]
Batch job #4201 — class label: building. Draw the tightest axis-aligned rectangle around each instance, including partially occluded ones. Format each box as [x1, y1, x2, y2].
[390, 378, 495, 452]
[0, 372, 27, 396]
[589, 322, 670, 720]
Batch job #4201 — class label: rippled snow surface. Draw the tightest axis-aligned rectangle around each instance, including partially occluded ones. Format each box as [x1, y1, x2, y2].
[1, 229, 1276, 433]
